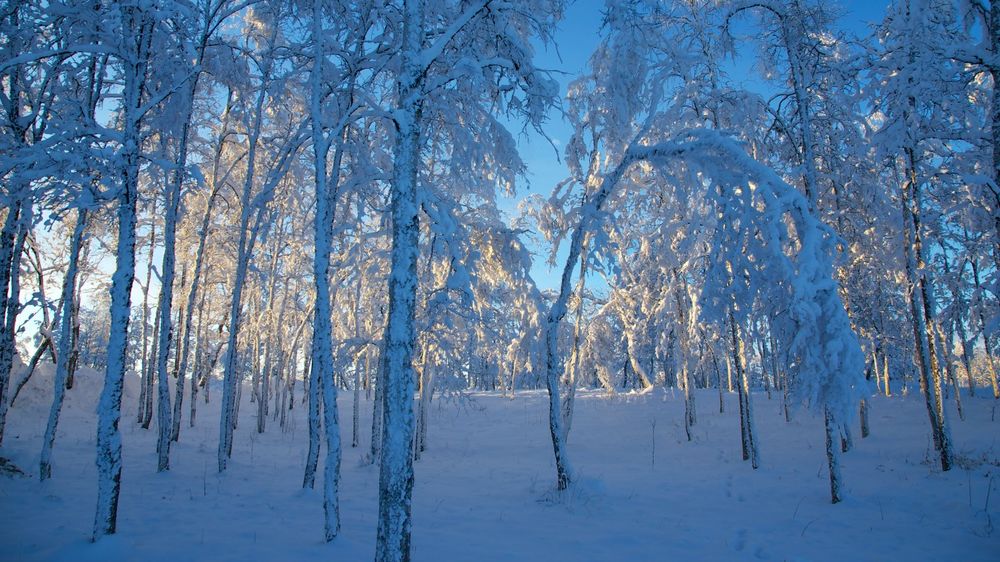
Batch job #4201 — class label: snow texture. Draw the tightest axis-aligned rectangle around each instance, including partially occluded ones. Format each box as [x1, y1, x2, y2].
[1, 364, 997, 561]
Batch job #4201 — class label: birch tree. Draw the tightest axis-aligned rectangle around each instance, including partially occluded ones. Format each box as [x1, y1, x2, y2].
[376, 1, 560, 559]
[91, 0, 182, 539]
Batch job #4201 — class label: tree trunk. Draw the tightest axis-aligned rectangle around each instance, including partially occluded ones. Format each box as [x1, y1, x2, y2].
[40, 209, 88, 480]
[217, 34, 276, 471]
[675, 282, 696, 441]
[376, 17, 422, 556]
[305, 4, 342, 538]
[901, 150, 951, 471]
[352, 351, 361, 448]
[137, 198, 157, 427]
[153, 181, 180, 470]
[370, 346, 383, 463]
[94, 10, 149, 535]
[174, 91, 232, 439]
[712, 349, 724, 413]
[141, 320, 157, 429]
[969, 258, 999, 399]
[824, 408, 842, 504]
[66, 285, 83, 390]
[561, 244, 588, 443]
[414, 344, 433, 460]
[952, 298, 976, 399]
[989, 3, 1000, 267]
[936, 321, 964, 421]
[0, 201, 21, 445]
[320, 337, 342, 541]
[726, 352, 734, 393]
[859, 398, 870, 439]
[0, 203, 28, 445]
[730, 312, 758, 469]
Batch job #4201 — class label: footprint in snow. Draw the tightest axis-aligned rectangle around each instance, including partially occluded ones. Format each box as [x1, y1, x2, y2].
[733, 528, 747, 552]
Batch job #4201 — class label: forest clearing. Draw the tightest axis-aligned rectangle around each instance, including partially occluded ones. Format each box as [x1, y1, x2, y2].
[1, 364, 997, 561]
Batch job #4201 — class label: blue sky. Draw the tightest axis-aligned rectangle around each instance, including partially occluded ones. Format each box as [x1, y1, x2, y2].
[510, 0, 891, 291]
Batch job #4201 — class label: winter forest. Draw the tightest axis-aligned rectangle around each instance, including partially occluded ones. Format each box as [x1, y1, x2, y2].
[0, 0, 998, 559]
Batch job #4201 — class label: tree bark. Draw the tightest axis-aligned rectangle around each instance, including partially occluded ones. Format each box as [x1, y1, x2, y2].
[94, 7, 150, 536]
[376, 10, 423, 554]
[824, 408, 842, 504]
[40, 209, 88, 480]
[0, 202, 28, 445]
[902, 149, 951, 471]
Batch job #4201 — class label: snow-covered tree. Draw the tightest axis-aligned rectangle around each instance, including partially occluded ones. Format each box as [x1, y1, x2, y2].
[374, 1, 561, 559]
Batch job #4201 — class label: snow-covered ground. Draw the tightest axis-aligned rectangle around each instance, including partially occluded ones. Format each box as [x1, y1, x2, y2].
[1, 364, 997, 561]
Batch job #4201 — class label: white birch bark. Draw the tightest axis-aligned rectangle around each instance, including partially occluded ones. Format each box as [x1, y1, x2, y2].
[39, 208, 87, 480]
[376, 4, 423, 556]
[95, 5, 151, 536]
[0, 200, 25, 445]
[137, 200, 157, 428]
[902, 146, 952, 471]
[824, 407, 843, 503]
[306, 0, 341, 533]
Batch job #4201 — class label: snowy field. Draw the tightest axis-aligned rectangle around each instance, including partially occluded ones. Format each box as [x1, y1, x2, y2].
[1, 365, 997, 561]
